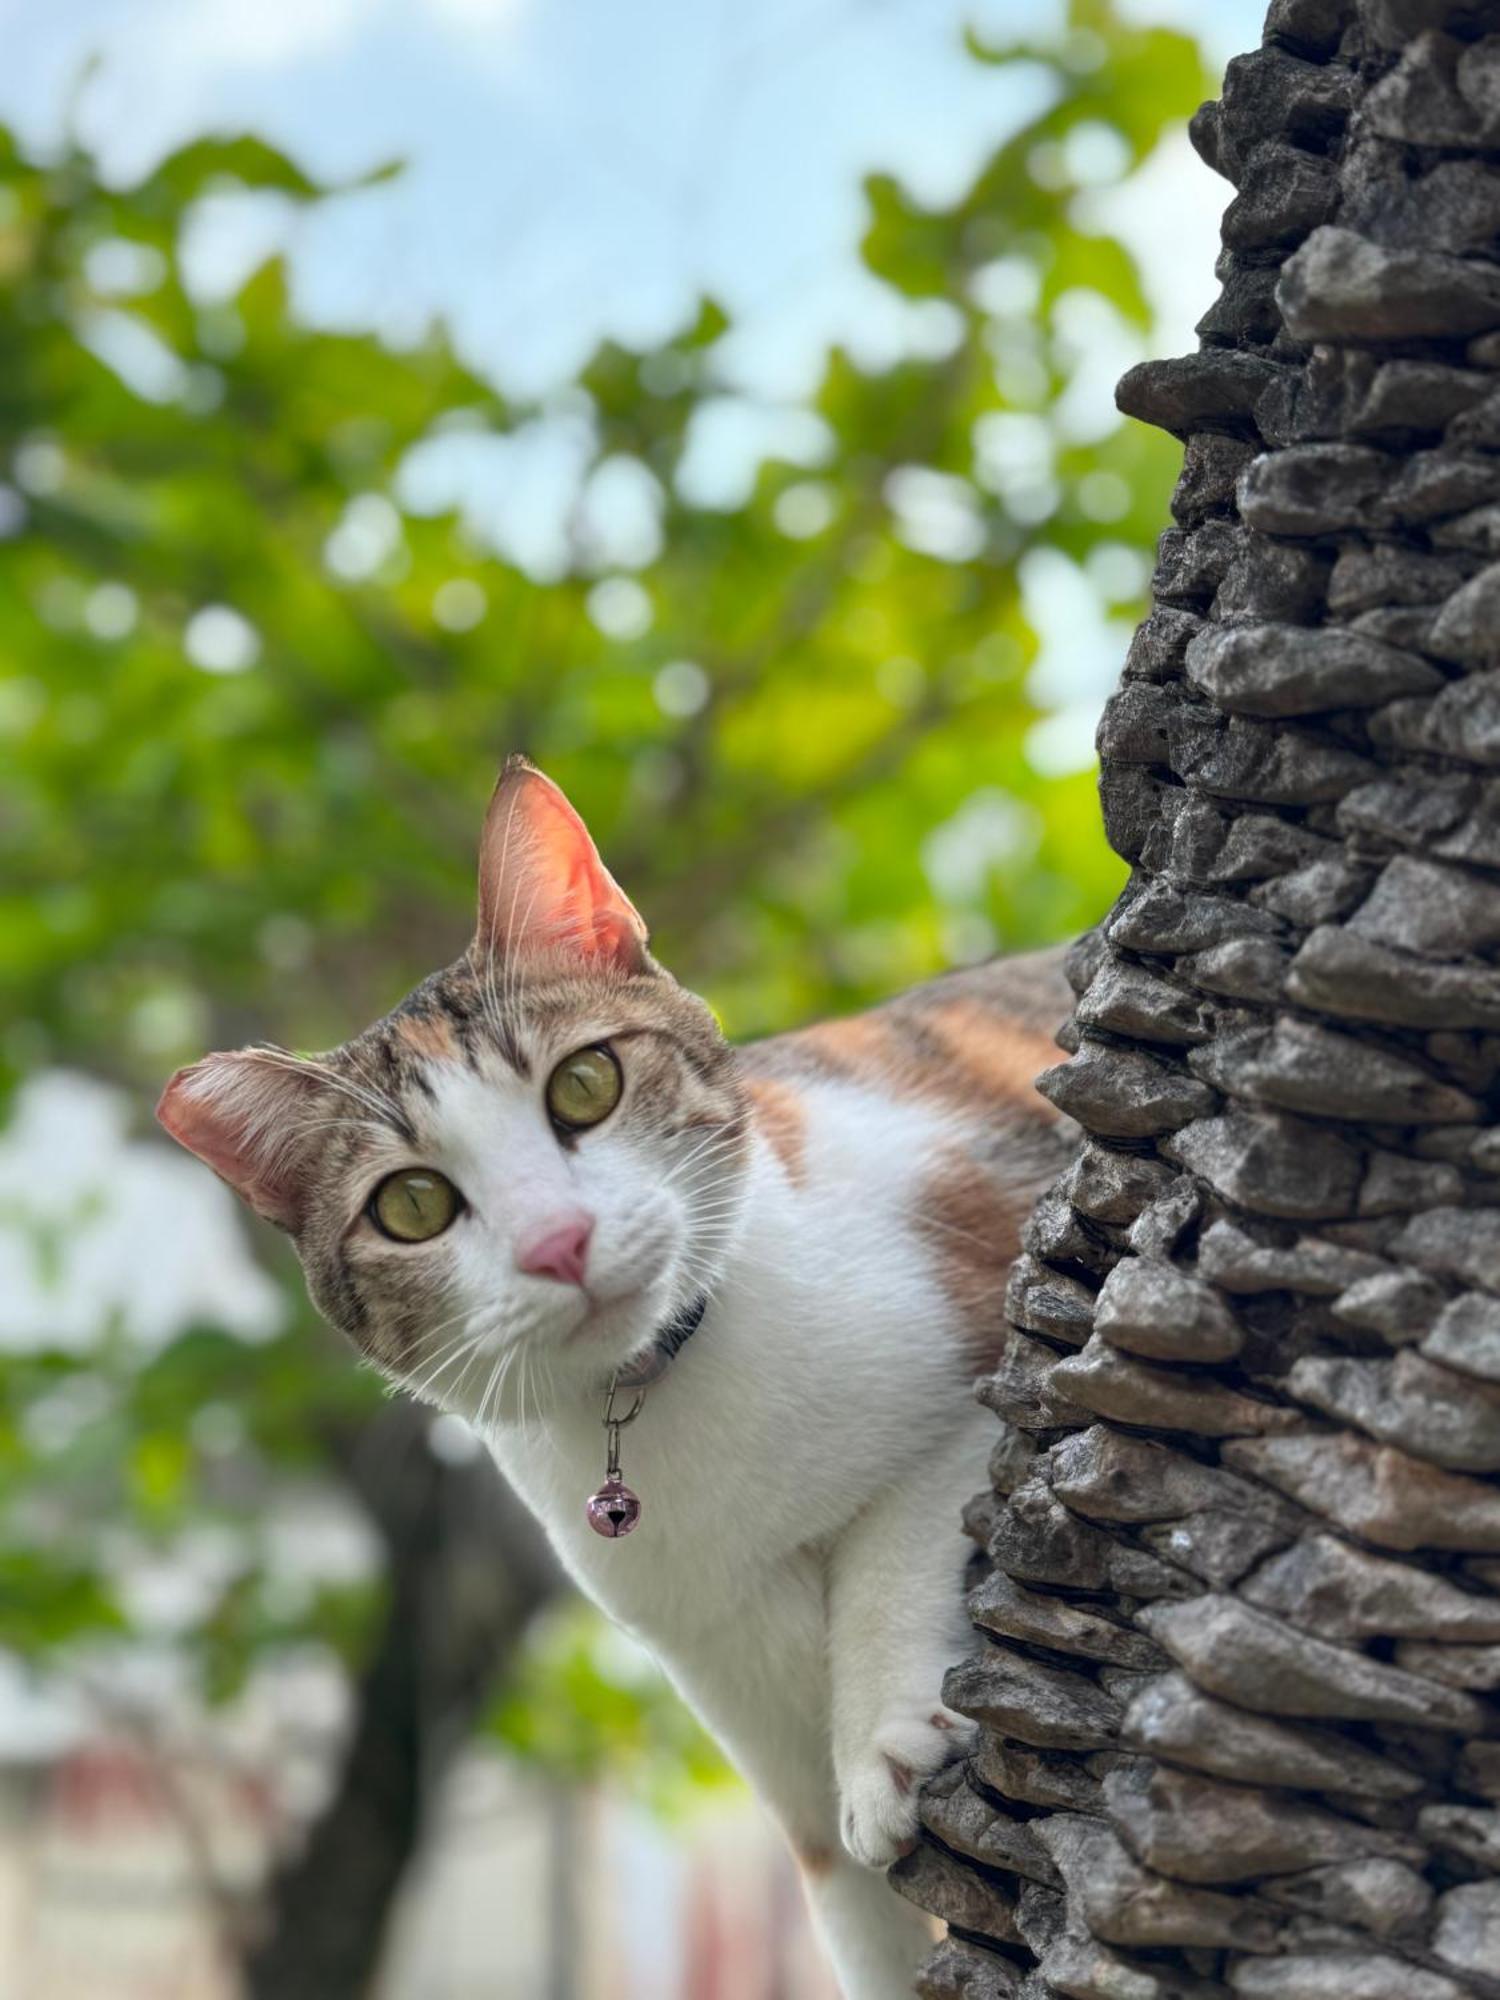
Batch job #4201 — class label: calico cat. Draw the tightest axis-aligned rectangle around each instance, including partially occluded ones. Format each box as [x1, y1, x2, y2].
[158, 757, 1073, 2000]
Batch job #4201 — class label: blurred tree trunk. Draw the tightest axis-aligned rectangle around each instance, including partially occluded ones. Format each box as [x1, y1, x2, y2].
[244, 1401, 558, 2000]
[895, 2, 1500, 1995]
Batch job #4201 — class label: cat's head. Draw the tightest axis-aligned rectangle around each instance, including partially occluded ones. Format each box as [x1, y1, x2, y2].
[157, 758, 748, 1422]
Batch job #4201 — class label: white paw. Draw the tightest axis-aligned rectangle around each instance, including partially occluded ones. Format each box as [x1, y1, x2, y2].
[839, 1704, 974, 1869]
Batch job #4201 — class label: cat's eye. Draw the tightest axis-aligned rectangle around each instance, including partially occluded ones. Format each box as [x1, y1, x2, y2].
[369, 1169, 460, 1243]
[546, 1045, 622, 1131]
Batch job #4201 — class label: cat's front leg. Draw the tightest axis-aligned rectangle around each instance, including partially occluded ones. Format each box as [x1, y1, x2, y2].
[827, 1408, 989, 1869]
[651, 1549, 934, 2000]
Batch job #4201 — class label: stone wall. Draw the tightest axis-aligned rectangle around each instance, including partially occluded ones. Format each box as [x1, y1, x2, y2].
[895, 3, 1500, 1995]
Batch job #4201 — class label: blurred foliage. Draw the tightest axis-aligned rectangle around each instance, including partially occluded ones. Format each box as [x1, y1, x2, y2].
[0, 0, 1207, 1804]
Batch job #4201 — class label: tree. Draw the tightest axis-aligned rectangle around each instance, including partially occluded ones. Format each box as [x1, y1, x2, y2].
[896, 1, 1500, 1994]
[0, 7, 1208, 1988]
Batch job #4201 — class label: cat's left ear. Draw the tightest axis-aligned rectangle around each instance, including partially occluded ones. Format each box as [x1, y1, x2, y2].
[476, 756, 649, 973]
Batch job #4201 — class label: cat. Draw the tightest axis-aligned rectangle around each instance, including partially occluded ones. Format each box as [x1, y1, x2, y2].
[157, 756, 1073, 2000]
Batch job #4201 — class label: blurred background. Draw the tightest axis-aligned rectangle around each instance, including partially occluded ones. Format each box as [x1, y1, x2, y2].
[0, 1, 1255, 1993]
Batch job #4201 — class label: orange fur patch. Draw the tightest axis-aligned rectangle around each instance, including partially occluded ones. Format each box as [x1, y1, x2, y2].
[747, 1077, 808, 1185]
[920, 1000, 1064, 1117]
[916, 1149, 1031, 1371]
[395, 1013, 460, 1062]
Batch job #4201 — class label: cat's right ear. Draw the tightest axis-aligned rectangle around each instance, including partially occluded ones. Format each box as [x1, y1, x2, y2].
[156, 1051, 324, 1231]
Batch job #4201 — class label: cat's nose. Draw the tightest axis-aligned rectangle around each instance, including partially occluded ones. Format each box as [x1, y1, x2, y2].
[517, 1213, 595, 1287]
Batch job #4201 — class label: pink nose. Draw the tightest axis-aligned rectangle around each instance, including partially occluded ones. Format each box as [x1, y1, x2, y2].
[517, 1214, 594, 1287]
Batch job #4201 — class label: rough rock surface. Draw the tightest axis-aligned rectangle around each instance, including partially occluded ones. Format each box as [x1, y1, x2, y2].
[901, 6, 1500, 1995]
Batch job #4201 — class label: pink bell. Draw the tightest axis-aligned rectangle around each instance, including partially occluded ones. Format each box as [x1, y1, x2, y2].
[586, 1475, 642, 1538]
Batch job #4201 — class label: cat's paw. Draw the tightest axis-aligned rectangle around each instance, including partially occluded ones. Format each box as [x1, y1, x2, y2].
[839, 1704, 974, 1869]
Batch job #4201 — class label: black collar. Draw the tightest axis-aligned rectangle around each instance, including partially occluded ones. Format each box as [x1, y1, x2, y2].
[616, 1291, 708, 1390]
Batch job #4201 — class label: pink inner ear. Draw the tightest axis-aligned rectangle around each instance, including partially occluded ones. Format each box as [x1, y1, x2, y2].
[477, 760, 648, 971]
[156, 1052, 319, 1230]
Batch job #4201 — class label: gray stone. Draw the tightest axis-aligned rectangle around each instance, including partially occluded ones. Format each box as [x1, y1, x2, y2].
[1225, 1430, 1500, 1554]
[1125, 608, 1202, 684]
[1116, 350, 1285, 439]
[1253, 856, 1376, 929]
[1392, 1207, 1500, 1295]
[972, 1736, 1112, 1815]
[1351, 360, 1494, 438]
[1139, 1592, 1489, 1731]
[1005, 1254, 1097, 1346]
[1185, 623, 1441, 717]
[1200, 1219, 1388, 1297]
[1037, 1927, 1229, 2000]
[1064, 1144, 1177, 1226]
[986, 1423, 1036, 1496]
[1036, 1043, 1218, 1140]
[1359, 1149, 1466, 1219]
[1075, 961, 1216, 1047]
[1108, 879, 1282, 954]
[1172, 713, 1374, 806]
[1127, 1181, 1205, 1262]
[1423, 1291, 1500, 1383]
[1206, 813, 1335, 885]
[1229, 1957, 1464, 2000]
[990, 1478, 1192, 1600]
[1153, 521, 1241, 609]
[968, 1571, 1167, 1673]
[1104, 1763, 1419, 1888]
[1337, 770, 1476, 852]
[1093, 1260, 1244, 1364]
[1050, 1336, 1297, 1439]
[890, 1841, 1022, 1948]
[1214, 540, 1330, 626]
[1331, 1267, 1446, 1345]
[1450, 388, 1500, 450]
[1125, 1672, 1421, 1802]
[1420, 1801, 1500, 1872]
[1433, 1880, 1500, 1981]
[1222, 142, 1337, 253]
[1348, 854, 1500, 962]
[1173, 434, 1258, 523]
[1431, 502, 1500, 556]
[1034, 1814, 1279, 1953]
[919, 1764, 1061, 1886]
[1209, 44, 1355, 180]
[1049, 1425, 1280, 1527]
[1097, 683, 1182, 767]
[1237, 444, 1391, 536]
[1139, 1509, 1301, 1590]
[1188, 1016, 1477, 1125]
[1287, 925, 1500, 1030]
[1370, 674, 1500, 770]
[1459, 1740, 1500, 1802]
[1429, 561, 1500, 668]
[1378, 449, 1500, 526]
[1328, 546, 1479, 616]
[1259, 1860, 1433, 1944]
[1277, 225, 1500, 342]
[1162, 1110, 1362, 1221]
[978, 1332, 1091, 1432]
[1287, 1349, 1500, 1473]
[1244, 1529, 1500, 1644]
[1397, 1642, 1500, 1694]
[943, 1644, 1122, 1752]
[1179, 936, 1290, 1004]
[1365, 26, 1500, 147]
[915, 1939, 1024, 2000]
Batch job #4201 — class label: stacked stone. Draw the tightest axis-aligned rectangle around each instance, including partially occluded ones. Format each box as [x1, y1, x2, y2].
[896, 3, 1500, 1996]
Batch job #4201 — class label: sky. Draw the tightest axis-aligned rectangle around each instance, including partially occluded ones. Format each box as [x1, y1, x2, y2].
[0, 0, 1264, 399]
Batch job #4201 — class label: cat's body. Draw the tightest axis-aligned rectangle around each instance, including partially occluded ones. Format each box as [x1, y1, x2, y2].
[158, 761, 1072, 2000]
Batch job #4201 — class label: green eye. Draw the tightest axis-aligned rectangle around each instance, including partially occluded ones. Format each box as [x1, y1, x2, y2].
[546, 1045, 622, 1131]
[370, 1169, 460, 1243]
